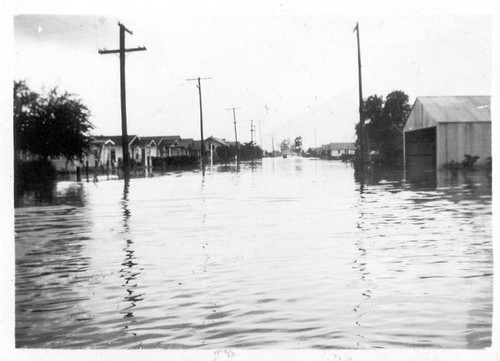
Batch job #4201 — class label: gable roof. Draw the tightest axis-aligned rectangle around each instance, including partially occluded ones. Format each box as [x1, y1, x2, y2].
[136, 136, 159, 147]
[405, 96, 490, 132]
[178, 138, 194, 147]
[91, 135, 139, 147]
[158, 135, 181, 147]
[206, 136, 229, 147]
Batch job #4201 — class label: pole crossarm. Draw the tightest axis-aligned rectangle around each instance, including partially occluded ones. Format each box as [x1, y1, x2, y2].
[186, 77, 213, 81]
[98, 47, 147, 54]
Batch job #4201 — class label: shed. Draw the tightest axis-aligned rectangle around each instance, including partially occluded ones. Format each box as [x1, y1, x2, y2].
[404, 96, 491, 169]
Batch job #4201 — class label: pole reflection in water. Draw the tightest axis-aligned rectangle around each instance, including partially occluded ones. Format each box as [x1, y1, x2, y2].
[119, 178, 144, 322]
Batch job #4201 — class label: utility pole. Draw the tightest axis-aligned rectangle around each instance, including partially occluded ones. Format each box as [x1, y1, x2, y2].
[249, 120, 255, 163]
[226, 107, 240, 161]
[99, 22, 146, 177]
[353, 22, 365, 165]
[187, 77, 212, 167]
[272, 135, 275, 157]
[258, 120, 264, 157]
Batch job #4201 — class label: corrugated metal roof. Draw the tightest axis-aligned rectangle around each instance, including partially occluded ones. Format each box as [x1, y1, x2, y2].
[405, 96, 490, 132]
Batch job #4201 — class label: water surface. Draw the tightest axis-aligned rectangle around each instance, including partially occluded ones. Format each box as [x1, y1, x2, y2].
[15, 158, 493, 348]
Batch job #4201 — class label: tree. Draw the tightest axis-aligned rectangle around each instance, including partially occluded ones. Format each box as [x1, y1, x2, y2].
[238, 142, 262, 160]
[293, 136, 303, 155]
[356, 90, 411, 165]
[280, 138, 291, 155]
[14, 80, 94, 161]
[14, 81, 40, 157]
[216, 145, 235, 163]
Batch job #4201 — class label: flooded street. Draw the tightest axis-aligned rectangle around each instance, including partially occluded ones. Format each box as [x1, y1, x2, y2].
[15, 158, 492, 349]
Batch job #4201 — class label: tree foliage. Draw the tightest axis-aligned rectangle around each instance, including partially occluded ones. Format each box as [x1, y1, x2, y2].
[280, 138, 291, 155]
[292, 136, 303, 155]
[14, 80, 94, 161]
[215, 143, 263, 162]
[357, 90, 411, 164]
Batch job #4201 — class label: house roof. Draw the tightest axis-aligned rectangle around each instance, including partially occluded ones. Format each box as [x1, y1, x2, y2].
[404, 96, 491, 132]
[320, 142, 355, 150]
[328, 142, 356, 150]
[178, 138, 194, 147]
[192, 140, 205, 151]
[91, 135, 138, 146]
[136, 136, 159, 147]
[158, 135, 181, 146]
[205, 136, 229, 147]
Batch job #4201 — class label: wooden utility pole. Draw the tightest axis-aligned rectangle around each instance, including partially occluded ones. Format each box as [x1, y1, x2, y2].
[353, 22, 365, 164]
[187, 77, 212, 166]
[250, 120, 255, 162]
[272, 135, 275, 157]
[226, 107, 240, 161]
[258, 120, 264, 157]
[99, 22, 146, 177]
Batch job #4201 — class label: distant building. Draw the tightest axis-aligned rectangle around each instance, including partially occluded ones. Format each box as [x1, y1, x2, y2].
[133, 136, 162, 167]
[157, 136, 182, 157]
[317, 142, 355, 157]
[86, 135, 139, 168]
[327, 142, 356, 157]
[205, 136, 229, 160]
[404, 96, 491, 169]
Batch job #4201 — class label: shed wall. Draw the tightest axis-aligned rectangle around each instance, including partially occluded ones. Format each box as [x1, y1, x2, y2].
[436, 122, 491, 167]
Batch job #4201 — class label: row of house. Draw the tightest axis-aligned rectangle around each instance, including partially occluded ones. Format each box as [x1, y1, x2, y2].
[49, 135, 234, 172]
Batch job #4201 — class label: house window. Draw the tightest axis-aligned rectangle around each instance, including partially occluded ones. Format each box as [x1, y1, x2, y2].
[111, 149, 116, 162]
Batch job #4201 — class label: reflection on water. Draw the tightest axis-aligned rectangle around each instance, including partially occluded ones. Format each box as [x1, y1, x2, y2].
[15, 158, 492, 348]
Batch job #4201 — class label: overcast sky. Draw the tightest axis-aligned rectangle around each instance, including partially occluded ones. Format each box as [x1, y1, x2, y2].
[12, 4, 492, 150]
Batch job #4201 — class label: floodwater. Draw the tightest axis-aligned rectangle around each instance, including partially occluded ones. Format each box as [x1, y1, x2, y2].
[15, 158, 492, 349]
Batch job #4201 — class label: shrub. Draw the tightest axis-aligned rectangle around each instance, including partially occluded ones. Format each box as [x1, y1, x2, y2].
[14, 159, 57, 204]
[461, 154, 479, 169]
